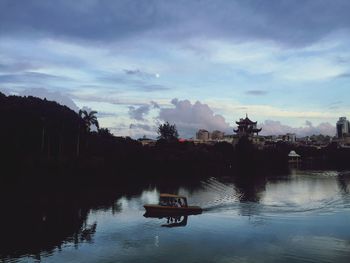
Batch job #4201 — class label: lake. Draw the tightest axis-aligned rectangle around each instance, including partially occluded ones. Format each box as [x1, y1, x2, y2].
[1, 169, 350, 262]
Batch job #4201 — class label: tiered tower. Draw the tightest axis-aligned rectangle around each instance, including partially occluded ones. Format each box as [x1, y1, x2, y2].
[234, 114, 262, 137]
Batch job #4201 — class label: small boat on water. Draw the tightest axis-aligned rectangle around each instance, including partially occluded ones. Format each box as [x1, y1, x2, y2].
[144, 193, 202, 216]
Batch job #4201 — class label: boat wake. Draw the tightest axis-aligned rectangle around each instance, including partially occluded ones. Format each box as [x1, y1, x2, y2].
[185, 175, 350, 218]
[201, 197, 348, 218]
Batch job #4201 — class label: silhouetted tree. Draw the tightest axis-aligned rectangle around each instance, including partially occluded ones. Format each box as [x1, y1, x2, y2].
[157, 122, 179, 142]
[79, 110, 99, 132]
[98, 128, 113, 138]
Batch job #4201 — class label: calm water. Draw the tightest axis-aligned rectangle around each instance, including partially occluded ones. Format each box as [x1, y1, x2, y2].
[1, 170, 350, 262]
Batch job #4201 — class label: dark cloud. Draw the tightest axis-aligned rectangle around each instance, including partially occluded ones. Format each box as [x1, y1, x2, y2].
[97, 72, 129, 84]
[235, 107, 249, 110]
[127, 101, 159, 123]
[260, 120, 335, 137]
[158, 98, 230, 137]
[326, 101, 343, 110]
[98, 71, 168, 92]
[140, 84, 169, 92]
[128, 105, 150, 121]
[124, 69, 142, 75]
[97, 111, 118, 118]
[1, 0, 350, 46]
[129, 123, 153, 131]
[19, 88, 79, 112]
[335, 72, 350, 78]
[0, 72, 71, 84]
[150, 100, 160, 109]
[328, 106, 339, 110]
[335, 56, 350, 64]
[0, 62, 38, 73]
[0, 0, 164, 41]
[69, 93, 149, 106]
[123, 69, 157, 79]
[245, 90, 268, 96]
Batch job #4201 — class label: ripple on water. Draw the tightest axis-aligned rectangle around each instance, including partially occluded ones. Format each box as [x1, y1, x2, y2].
[190, 173, 350, 219]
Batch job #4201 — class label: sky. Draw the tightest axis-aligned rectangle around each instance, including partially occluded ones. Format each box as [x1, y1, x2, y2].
[1, 0, 350, 138]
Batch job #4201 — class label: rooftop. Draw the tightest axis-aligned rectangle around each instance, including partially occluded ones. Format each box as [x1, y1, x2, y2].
[159, 193, 186, 199]
[236, 114, 257, 125]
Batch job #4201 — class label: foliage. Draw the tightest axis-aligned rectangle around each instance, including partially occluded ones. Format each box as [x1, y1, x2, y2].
[157, 122, 179, 142]
[98, 128, 114, 138]
[1, 92, 350, 183]
[79, 109, 99, 132]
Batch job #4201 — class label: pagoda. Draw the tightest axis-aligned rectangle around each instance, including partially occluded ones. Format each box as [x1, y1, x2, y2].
[234, 114, 262, 137]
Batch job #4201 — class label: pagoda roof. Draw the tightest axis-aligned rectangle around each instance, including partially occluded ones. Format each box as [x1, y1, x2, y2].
[234, 127, 262, 133]
[236, 116, 257, 125]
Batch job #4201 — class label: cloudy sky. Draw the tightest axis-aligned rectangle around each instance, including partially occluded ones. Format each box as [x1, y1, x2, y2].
[1, 0, 349, 138]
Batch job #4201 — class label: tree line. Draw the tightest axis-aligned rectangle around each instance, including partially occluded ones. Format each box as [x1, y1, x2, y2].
[1, 92, 349, 185]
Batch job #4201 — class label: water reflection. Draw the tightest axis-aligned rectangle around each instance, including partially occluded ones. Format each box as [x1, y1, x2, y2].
[0, 184, 139, 262]
[234, 176, 267, 202]
[161, 216, 188, 227]
[338, 171, 350, 195]
[0, 170, 350, 263]
[0, 202, 92, 261]
[144, 212, 189, 227]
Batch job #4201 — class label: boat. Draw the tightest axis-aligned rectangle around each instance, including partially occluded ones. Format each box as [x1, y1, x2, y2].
[144, 193, 202, 216]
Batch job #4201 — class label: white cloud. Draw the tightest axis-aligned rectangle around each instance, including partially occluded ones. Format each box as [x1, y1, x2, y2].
[128, 105, 150, 121]
[260, 120, 335, 137]
[20, 88, 79, 112]
[205, 99, 341, 123]
[185, 38, 349, 81]
[158, 98, 231, 137]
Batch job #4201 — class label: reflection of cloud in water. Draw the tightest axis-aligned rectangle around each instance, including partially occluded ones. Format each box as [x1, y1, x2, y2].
[140, 189, 160, 204]
[262, 171, 343, 215]
[179, 177, 240, 209]
[117, 188, 159, 211]
[286, 235, 350, 262]
[180, 171, 350, 218]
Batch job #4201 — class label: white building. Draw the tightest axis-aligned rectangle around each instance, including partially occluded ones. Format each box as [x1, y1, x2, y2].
[211, 130, 225, 140]
[285, 133, 296, 143]
[196, 129, 210, 141]
[336, 117, 350, 138]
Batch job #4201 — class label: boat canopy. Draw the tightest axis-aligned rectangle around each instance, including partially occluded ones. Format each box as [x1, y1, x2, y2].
[160, 193, 186, 199]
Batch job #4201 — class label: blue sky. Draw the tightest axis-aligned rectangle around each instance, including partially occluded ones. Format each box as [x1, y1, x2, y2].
[1, 0, 350, 138]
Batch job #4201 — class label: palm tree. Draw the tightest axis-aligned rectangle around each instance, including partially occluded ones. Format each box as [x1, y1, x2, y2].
[76, 109, 99, 157]
[79, 109, 99, 132]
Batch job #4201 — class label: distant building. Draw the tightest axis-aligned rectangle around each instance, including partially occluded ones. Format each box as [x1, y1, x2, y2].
[234, 114, 262, 137]
[336, 117, 350, 138]
[282, 133, 296, 143]
[211, 130, 225, 140]
[138, 136, 156, 146]
[288, 150, 301, 163]
[196, 129, 210, 141]
[223, 134, 236, 144]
